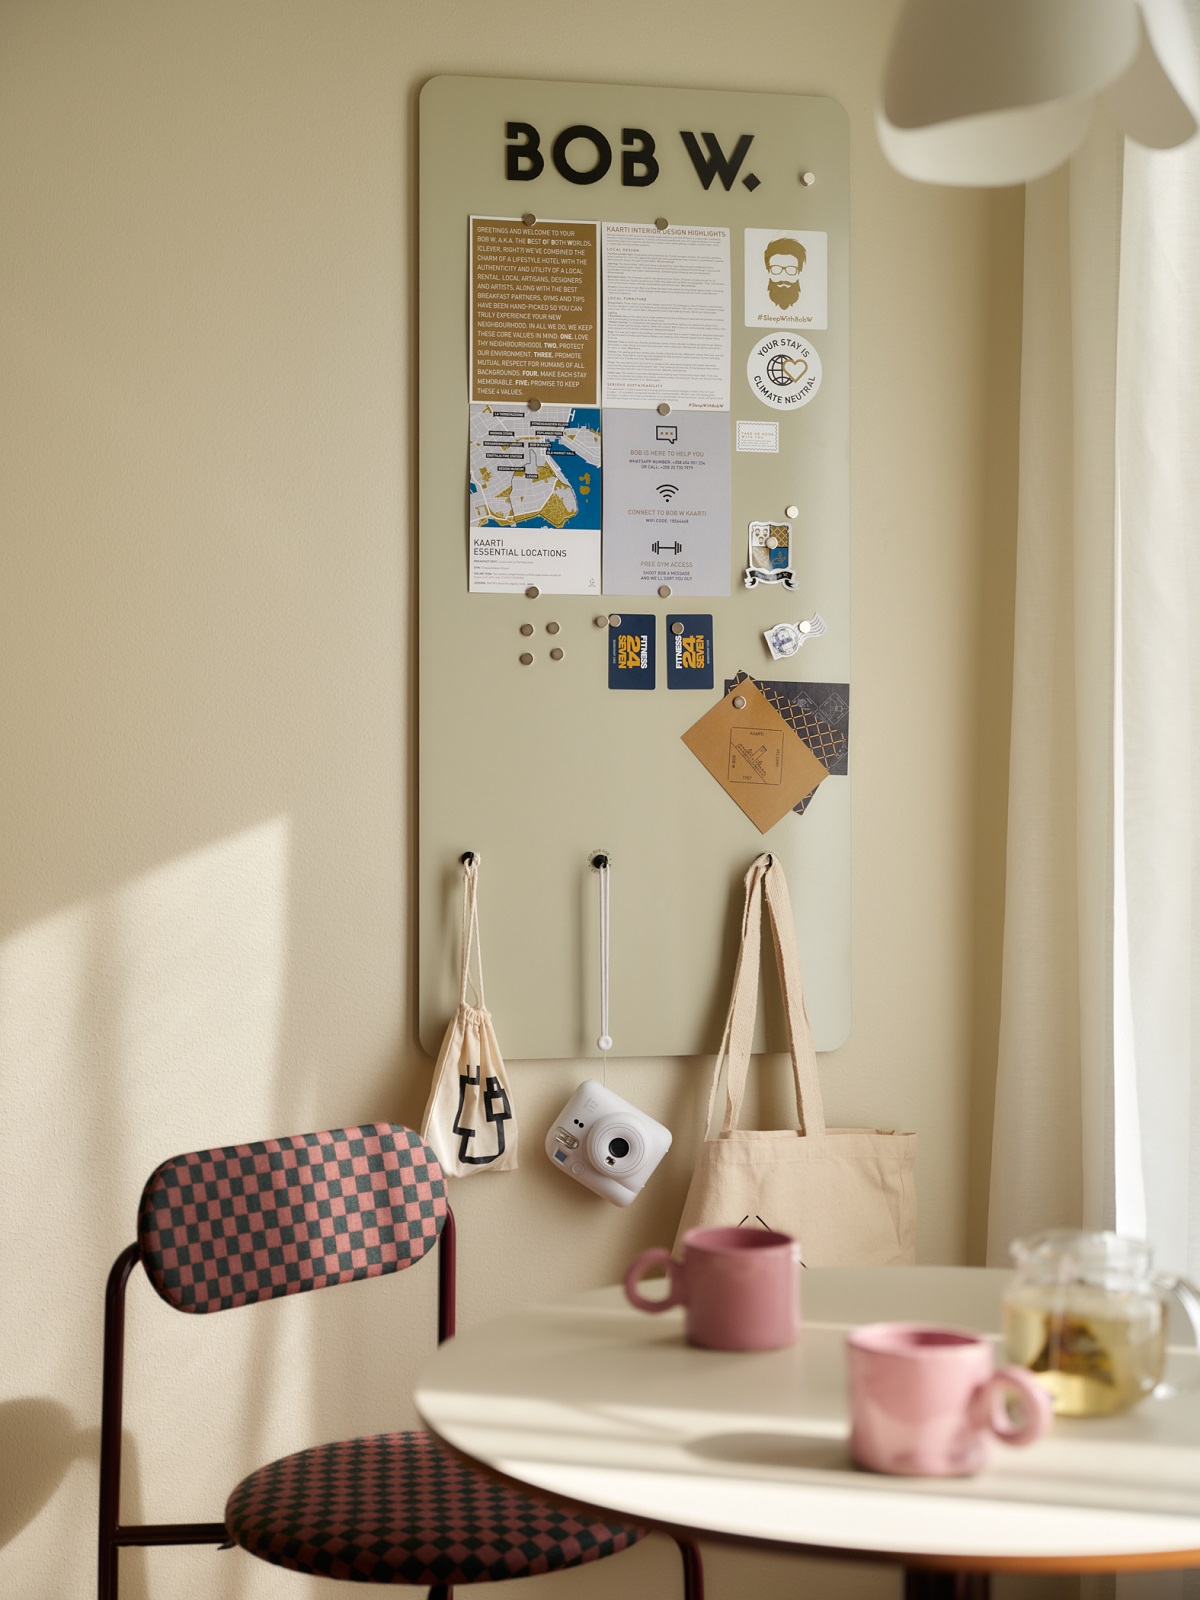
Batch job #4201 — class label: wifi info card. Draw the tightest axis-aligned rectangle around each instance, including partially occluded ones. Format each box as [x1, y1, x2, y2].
[600, 409, 731, 597]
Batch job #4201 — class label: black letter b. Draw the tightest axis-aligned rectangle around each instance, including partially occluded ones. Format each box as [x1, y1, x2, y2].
[622, 128, 658, 187]
[506, 122, 544, 181]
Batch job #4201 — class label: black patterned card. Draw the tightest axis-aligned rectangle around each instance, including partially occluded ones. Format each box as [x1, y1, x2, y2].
[726, 674, 850, 814]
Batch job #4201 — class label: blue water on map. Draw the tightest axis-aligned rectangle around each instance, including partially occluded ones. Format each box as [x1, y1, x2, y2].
[551, 409, 601, 531]
[484, 406, 601, 531]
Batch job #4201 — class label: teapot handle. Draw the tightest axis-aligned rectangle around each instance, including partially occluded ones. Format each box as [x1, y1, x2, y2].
[1152, 1273, 1200, 1398]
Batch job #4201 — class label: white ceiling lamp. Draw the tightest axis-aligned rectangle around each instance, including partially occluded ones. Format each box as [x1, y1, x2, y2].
[878, 0, 1200, 186]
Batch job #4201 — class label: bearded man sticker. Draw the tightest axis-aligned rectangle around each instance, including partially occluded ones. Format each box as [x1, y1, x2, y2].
[765, 237, 806, 308]
[744, 229, 827, 330]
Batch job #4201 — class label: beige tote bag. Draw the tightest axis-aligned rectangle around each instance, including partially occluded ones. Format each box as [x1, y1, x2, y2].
[421, 857, 518, 1177]
[674, 854, 916, 1264]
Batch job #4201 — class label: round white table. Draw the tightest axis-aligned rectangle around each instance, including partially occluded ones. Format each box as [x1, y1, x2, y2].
[415, 1267, 1200, 1578]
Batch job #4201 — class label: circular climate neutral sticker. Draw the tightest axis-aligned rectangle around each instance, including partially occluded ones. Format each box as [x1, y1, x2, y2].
[746, 332, 823, 410]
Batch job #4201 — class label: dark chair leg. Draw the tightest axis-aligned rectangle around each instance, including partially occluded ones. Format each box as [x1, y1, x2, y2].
[437, 1206, 457, 1344]
[99, 1244, 140, 1600]
[427, 1586, 452, 1600]
[905, 1571, 990, 1600]
[98, 1538, 118, 1600]
[674, 1533, 704, 1600]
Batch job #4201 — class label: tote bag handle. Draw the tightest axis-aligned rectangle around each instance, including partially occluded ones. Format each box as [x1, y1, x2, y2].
[459, 856, 486, 1011]
[703, 853, 827, 1142]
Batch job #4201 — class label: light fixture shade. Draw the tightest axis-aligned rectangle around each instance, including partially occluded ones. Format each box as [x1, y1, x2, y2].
[878, 0, 1199, 186]
[876, 98, 1097, 188]
[1104, 0, 1200, 148]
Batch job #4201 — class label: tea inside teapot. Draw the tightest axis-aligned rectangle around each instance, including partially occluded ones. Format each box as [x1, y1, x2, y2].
[1003, 1231, 1170, 1417]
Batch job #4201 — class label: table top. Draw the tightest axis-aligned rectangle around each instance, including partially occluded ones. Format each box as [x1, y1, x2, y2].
[415, 1266, 1200, 1573]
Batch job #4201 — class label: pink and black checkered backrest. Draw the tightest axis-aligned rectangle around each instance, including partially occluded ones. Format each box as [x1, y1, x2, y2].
[137, 1125, 446, 1314]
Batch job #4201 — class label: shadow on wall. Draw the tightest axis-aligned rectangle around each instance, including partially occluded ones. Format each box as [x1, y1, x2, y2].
[0, 1397, 160, 1600]
[0, 1397, 98, 1548]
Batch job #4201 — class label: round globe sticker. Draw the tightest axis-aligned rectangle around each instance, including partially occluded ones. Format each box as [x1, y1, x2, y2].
[746, 332, 823, 410]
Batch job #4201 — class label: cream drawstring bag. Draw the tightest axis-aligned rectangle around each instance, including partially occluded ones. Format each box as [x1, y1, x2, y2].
[675, 853, 916, 1264]
[421, 856, 518, 1177]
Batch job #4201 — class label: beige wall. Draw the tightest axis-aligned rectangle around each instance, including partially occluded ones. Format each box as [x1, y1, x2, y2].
[0, 2, 1021, 1598]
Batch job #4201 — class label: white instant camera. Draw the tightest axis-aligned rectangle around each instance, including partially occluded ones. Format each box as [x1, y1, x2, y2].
[544, 1080, 672, 1207]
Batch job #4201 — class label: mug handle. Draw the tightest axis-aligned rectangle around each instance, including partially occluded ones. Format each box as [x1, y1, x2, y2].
[1152, 1273, 1200, 1398]
[624, 1247, 685, 1314]
[973, 1366, 1054, 1446]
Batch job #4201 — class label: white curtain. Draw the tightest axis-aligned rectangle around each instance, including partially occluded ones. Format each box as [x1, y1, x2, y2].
[986, 116, 1125, 1261]
[988, 0, 1200, 1281]
[1116, 94, 1200, 1279]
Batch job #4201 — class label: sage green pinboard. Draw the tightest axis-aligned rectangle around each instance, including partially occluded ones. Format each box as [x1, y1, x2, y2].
[418, 75, 850, 1060]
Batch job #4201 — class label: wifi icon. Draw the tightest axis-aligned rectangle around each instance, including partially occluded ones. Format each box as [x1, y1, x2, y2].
[655, 483, 680, 502]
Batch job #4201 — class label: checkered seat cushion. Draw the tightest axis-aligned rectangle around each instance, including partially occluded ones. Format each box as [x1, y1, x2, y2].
[138, 1125, 446, 1313]
[225, 1431, 646, 1585]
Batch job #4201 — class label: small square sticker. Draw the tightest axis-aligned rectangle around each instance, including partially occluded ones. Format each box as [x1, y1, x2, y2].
[666, 614, 714, 690]
[608, 613, 656, 689]
[736, 420, 779, 453]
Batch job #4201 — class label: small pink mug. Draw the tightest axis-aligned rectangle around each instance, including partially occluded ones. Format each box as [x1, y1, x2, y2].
[624, 1226, 802, 1351]
[846, 1322, 1053, 1477]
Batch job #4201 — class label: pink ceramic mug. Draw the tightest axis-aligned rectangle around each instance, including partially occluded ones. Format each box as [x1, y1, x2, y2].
[846, 1322, 1053, 1477]
[624, 1226, 802, 1351]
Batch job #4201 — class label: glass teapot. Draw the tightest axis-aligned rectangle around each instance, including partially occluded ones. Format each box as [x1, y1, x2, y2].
[1003, 1230, 1200, 1417]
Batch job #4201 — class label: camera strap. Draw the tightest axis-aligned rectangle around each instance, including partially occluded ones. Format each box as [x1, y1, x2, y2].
[597, 856, 613, 1059]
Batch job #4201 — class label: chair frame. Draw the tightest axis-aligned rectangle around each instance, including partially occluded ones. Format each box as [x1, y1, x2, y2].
[98, 1196, 703, 1600]
[97, 1204, 458, 1600]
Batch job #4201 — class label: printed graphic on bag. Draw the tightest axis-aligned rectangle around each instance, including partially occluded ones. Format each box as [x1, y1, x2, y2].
[452, 1065, 513, 1166]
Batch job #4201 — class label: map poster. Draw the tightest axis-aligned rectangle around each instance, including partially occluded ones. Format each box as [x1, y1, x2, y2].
[601, 223, 730, 412]
[470, 218, 599, 406]
[601, 408, 731, 596]
[468, 403, 602, 594]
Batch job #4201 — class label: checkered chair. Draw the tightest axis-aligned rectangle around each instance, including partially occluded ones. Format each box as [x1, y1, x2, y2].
[98, 1124, 703, 1600]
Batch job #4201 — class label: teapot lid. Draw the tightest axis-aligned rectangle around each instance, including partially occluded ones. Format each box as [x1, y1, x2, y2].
[1010, 1228, 1153, 1278]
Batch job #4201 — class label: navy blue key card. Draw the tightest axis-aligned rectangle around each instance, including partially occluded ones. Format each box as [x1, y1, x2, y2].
[608, 614, 656, 689]
[666, 614, 714, 690]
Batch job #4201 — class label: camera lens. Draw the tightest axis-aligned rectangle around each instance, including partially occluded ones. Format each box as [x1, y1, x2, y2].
[586, 1116, 646, 1175]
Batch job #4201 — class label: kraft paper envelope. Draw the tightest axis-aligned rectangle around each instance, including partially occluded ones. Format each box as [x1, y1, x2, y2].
[727, 670, 849, 815]
[681, 675, 830, 833]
